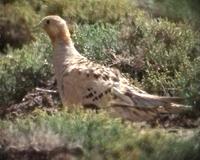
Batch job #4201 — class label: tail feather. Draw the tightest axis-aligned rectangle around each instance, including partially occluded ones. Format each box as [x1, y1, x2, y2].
[110, 86, 186, 121]
[109, 104, 186, 122]
[125, 88, 184, 107]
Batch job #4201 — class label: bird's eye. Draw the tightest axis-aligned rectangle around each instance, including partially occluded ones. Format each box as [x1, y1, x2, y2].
[46, 20, 50, 25]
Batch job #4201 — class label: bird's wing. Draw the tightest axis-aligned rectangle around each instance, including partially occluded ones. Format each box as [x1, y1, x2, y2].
[61, 57, 185, 121]
[61, 57, 126, 108]
[62, 57, 181, 108]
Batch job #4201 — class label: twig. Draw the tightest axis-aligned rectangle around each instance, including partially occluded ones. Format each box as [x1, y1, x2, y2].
[35, 87, 57, 94]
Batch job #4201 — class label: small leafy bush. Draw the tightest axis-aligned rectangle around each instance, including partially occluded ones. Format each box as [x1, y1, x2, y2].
[118, 13, 200, 107]
[73, 23, 119, 61]
[0, 35, 53, 106]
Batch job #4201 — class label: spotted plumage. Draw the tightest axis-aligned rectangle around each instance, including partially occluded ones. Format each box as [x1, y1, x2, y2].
[39, 15, 184, 121]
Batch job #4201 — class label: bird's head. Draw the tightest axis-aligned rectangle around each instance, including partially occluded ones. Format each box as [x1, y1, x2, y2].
[39, 15, 71, 44]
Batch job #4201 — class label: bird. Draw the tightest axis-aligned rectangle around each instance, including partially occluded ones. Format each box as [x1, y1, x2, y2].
[39, 15, 184, 121]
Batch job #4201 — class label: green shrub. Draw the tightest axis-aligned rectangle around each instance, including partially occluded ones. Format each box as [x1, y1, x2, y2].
[0, 109, 199, 160]
[73, 23, 119, 61]
[118, 14, 200, 107]
[176, 57, 200, 107]
[0, 0, 39, 25]
[1, 0, 136, 25]
[45, 0, 135, 24]
[0, 35, 53, 106]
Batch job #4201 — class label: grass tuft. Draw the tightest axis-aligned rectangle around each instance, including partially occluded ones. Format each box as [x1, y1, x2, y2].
[0, 109, 199, 160]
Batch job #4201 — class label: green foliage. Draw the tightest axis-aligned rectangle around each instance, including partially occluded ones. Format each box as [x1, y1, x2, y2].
[45, 0, 134, 24]
[0, 0, 39, 25]
[176, 57, 200, 107]
[0, 0, 133, 52]
[0, 110, 199, 160]
[1, 0, 135, 25]
[140, 0, 200, 29]
[0, 35, 53, 106]
[73, 23, 119, 61]
[119, 14, 200, 106]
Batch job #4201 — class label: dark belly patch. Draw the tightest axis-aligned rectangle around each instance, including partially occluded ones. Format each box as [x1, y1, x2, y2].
[83, 104, 99, 110]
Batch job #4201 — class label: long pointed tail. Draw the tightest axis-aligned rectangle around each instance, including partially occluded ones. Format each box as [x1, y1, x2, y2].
[110, 86, 186, 121]
[109, 104, 186, 122]
[111, 92, 185, 122]
[130, 93, 184, 107]
[121, 85, 184, 107]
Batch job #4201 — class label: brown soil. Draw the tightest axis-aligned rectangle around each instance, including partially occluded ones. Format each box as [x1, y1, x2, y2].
[0, 146, 83, 160]
[0, 87, 61, 120]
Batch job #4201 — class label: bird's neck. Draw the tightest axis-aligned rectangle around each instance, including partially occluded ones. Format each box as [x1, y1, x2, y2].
[48, 26, 72, 46]
[53, 38, 80, 58]
[52, 38, 80, 78]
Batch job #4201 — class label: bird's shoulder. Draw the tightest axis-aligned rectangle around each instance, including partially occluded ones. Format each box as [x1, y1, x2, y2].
[64, 57, 125, 83]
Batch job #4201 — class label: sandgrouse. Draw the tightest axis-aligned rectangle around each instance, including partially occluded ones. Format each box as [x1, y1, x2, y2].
[39, 15, 183, 121]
